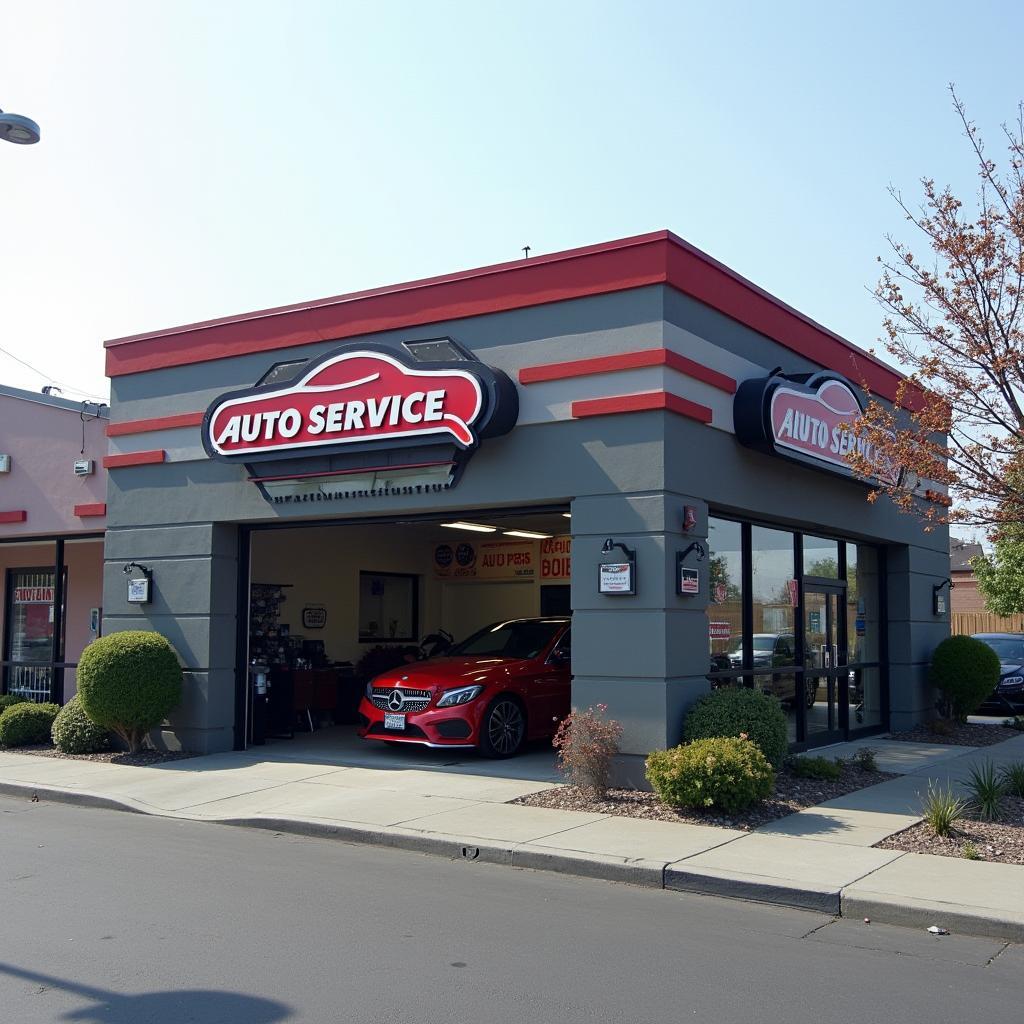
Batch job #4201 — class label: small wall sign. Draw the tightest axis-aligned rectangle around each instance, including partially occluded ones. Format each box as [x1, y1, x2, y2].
[678, 564, 700, 596]
[127, 577, 151, 604]
[302, 604, 327, 629]
[709, 621, 731, 640]
[599, 561, 635, 595]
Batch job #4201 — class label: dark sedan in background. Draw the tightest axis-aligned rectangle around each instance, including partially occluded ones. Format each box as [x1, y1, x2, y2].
[974, 633, 1024, 713]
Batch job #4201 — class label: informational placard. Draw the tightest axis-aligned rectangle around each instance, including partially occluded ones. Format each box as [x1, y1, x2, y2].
[434, 539, 537, 581]
[678, 566, 699, 595]
[539, 536, 571, 581]
[599, 561, 634, 595]
[709, 621, 731, 641]
[302, 605, 327, 629]
[13, 586, 54, 604]
[127, 577, 151, 604]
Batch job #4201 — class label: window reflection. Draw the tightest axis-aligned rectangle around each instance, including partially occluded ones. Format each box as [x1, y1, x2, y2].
[708, 518, 743, 673]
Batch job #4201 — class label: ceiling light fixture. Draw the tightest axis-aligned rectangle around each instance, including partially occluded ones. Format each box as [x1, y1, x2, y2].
[502, 529, 552, 540]
[440, 521, 497, 533]
[562, 512, 571, 518]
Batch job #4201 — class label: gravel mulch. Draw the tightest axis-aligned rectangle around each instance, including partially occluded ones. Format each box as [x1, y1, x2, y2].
[513, 763, 897, 831]
[887, 722, 1020, 747]
[1, 744, 197, 766]
[876, 796, 1024, 866]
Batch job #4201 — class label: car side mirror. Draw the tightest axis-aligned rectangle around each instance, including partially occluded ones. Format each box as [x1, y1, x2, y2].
[549, 649, 570, 667]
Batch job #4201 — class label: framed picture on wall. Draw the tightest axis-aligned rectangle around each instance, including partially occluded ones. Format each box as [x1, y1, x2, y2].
[358, 572, 419, 642]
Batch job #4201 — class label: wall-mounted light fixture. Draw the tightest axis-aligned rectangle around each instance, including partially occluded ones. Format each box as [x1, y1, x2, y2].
[601, 537, 635, 560]
[932, 577, 952, 616]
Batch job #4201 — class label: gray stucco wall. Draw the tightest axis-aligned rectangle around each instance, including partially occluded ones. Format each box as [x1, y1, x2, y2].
[102, 283, 949, 758]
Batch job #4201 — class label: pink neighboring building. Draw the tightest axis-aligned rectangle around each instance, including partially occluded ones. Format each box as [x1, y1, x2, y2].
[0, 385, 108, 703]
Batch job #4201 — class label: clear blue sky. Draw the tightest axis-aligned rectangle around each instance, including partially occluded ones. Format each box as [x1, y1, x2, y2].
[3, 0, 1023, 404]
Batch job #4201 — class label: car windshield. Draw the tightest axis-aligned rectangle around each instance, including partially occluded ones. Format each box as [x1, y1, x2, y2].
[752, 636, 776, 651]
[448, 620, 564, 660]
[980, 637, 1024, 662]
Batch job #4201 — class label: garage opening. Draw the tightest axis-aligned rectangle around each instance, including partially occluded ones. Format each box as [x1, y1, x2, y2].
[241, 507, 572, 767]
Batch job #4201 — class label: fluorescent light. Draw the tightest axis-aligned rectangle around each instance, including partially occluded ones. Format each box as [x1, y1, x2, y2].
[562, 512, 571, 518]
[440, 521, 497, 533]
[503, 529, 552, 539]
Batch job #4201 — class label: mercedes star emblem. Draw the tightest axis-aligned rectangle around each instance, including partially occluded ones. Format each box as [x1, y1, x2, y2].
[387, 690, 404, 711]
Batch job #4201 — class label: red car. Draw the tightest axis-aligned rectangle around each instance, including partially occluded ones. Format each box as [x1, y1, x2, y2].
[357, 617, 571, 758]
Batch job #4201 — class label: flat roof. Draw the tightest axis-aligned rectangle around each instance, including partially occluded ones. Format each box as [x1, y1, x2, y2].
[0, 384, 109, 417]
[103, 229, 908, 402]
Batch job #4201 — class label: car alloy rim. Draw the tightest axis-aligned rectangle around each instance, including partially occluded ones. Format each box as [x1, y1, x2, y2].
[488, 700, 524, 754]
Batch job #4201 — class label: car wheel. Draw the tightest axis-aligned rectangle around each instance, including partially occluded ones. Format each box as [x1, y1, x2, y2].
[805, 679, 818, 708]
[479, 696, 526, 759]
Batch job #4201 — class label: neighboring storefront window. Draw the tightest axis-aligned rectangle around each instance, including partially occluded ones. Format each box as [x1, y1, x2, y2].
[846, 542, 882, 729]
[358, 572, 418, 642]
[3, 568, 64, 702]
[708, 518, 743, 675]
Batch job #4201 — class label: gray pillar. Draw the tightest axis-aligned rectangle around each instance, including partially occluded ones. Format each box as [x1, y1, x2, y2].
[101, 523, 240, 754]
[570, 492, 711, 787]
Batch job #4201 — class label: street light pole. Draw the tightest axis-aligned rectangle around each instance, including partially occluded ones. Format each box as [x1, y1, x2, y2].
[0, 109, 40, 145]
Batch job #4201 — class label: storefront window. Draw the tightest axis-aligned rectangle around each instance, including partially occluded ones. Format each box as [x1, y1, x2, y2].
[708, 518, 743, 674]
[751, 526, 797, 646]
[803, 535, 840, 578]
[3, 568, 63, 702]
[358, 572, 418, 642]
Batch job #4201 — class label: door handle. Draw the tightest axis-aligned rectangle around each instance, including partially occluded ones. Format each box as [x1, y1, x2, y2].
[832, 644, 839, 669]
[820, 644, 829, 669]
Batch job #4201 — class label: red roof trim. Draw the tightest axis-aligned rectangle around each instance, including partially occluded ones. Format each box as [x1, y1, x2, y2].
[73, 503, 107, 518]
[107, 412, 205, 437]
[519, 347, 737, 393]
[103, 230, 907, 403]
[0, 510, 27, 524]
[571, 391, 713, 424]
[102, 450, 166, 469]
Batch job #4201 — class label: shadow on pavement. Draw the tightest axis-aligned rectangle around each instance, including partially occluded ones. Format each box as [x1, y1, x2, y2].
[0, 962, 293, 1023]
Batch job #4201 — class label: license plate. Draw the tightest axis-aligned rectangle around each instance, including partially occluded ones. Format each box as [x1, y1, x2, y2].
[384, 713, 406, 731]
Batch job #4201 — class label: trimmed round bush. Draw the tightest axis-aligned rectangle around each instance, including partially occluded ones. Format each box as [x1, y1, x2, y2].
[646, 736, 775, 812]
[77, 631, 183, 751]
[51, 694, 110, 755]
[0, 694, 28, 717]
[0, 702, 60, 747]
[683, 687, 789, 768]
[930, 634, 1000, 721]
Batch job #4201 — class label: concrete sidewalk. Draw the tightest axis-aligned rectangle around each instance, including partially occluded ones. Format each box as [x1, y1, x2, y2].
[2, 732, 1023, 941]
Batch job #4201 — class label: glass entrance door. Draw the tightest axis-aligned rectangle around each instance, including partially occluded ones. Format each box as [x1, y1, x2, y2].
[803, 587, 846, 740]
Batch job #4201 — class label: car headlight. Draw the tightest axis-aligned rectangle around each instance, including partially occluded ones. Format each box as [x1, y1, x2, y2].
[1002, 675, 1024, 688]
[365, 680, 375, 699]
[436, 685, 484, 708]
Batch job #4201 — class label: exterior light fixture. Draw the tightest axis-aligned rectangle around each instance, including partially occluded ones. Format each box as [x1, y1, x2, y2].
[932, 577, 952, 616]
[440, 521, 497, 533]
[600, 537, 635, 560]
[0, 109, 41, 145]
[503, 529, 551, 539]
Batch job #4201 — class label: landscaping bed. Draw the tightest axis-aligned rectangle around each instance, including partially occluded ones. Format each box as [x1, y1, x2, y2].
[876, 796, 1024, 866]
[887, 722, 1019, 746]
[2, 744, 196, 767]
[514, 762, 896, 831]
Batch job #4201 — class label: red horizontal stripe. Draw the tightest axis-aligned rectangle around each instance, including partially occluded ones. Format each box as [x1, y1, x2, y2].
[73, 503, 107, 517]
[106, 411, 204, 436]
[102, 450, 166, 469]
[0, 510, 27, 524]
[519, 347, 736, 393]
[571, 391, 713, 424]
[101, 230, 909, 405]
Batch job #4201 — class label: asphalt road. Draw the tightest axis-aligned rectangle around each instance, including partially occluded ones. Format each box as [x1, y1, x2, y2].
[1, 795, 1022, 1023]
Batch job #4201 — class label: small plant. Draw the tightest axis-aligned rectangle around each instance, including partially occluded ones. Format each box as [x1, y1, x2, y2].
[961, 840, 981, 860]
[851, 746, 879, 772]
[0, 694, 28, 717]
[928, 718, 954, 737]
[962, 761, 1006, 821]
[1009, 716, 1024, 732]
[1000, 761, 1024, 798]
[921, 783, 967, 837]
[788, 755, 842, 781]
[929, 635, 1000, 721]
[0, 702, 60, 747]
[646, 736, 775, 813]
[552, 704, 622, 796]
[77, 631, 183, 752]
[51, 694, 110, 755]
[683, 687, 788, 768]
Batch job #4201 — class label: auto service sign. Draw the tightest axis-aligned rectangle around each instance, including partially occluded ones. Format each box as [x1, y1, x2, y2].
[205, 350, 491, 459]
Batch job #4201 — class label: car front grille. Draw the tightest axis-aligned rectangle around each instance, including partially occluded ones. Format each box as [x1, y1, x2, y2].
[369, 687, 432, 712]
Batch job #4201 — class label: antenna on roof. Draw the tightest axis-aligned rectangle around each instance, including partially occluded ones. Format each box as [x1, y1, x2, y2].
[522, 245, 531, 259]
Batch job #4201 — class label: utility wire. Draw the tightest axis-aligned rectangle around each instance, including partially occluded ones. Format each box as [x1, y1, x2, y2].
[0, 344, 107, 403]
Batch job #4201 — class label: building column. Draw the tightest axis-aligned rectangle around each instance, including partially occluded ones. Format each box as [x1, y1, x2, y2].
[570, 491, 711, 787]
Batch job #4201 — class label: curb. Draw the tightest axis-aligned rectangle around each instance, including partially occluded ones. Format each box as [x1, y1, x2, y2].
[4, 778, 1021, 943]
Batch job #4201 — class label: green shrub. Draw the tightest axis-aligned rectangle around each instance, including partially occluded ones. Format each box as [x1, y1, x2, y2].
[646, 736, 775, 813]
[0, 702, 60, 747]
[51, 695, 109, 755]
[961, 840, 981, 860]
[962, 761, 1005, 821]
[851, 746, 879, 772]
[1001, 761, 1024, 798]
[789, 755, 842, 780]
[929, 635, 1000, 721]
[921, 783, 967, 837]
[0, 694, 28, 717]
[77, 631, 183, 752]
[683, 687, 788, 767]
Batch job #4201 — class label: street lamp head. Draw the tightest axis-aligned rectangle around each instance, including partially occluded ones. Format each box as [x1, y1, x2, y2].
[0, 110, 40, 145]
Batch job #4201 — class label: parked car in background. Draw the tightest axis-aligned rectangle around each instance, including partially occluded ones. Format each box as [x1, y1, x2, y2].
[358, 617, 571, 758]
[711, 633, 816, 708]
[974, 633, 1024, 712]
